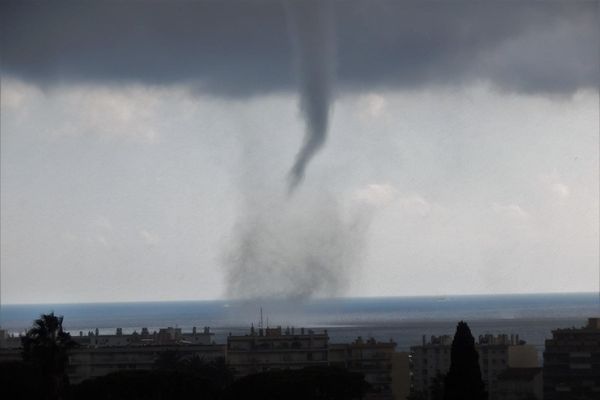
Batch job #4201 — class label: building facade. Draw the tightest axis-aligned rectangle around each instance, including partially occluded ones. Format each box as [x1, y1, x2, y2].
[0, 326, 223, 384]
[410, 333, 538, 400]
[227, 327, 400, 399]
[2, 324, 402, 398]
[329, 337, 397, 400]
[72, 326, 214, 347]
[494, 367, 543, 400]
[67, 343, 226, 384]
[227, 326, 329, 377]
[543, 317, 600, 400]
[391, 352, 411, 400]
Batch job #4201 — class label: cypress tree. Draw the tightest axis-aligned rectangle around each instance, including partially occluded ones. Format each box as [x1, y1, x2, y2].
[443, 321, 486, 400]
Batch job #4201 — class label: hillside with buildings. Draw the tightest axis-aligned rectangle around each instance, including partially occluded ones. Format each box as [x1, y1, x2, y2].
[2, 317, 598, 399]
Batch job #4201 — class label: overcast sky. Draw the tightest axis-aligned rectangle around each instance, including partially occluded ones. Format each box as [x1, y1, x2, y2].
[1, 1, 598, 304]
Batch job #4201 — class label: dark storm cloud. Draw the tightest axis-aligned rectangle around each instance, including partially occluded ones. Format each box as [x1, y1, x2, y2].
[1, 0, 597, 94]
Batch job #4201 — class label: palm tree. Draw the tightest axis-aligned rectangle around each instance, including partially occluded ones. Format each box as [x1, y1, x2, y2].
[21, 312, 77, 400]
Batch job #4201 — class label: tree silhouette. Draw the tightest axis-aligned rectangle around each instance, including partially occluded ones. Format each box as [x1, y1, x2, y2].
[223, 366, 369, 400]
[70, 356, 237, 400]
[0, 360, 46, 399]
[152, 349, 181, 371]
[443, 321, 486, 400]
[153, 352, 234, 392]
[21, 312, 77, 400]
[406, 391, 426, 400]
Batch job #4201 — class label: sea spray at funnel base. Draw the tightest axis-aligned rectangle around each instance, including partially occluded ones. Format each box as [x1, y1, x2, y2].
[224, 192, 369, 300]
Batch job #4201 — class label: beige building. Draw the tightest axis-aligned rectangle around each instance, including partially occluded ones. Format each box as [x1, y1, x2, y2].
[228, 327, 402, 399]
[227, 326, 329, 377]
[410, 333, 538, 400]
[478, 334, 538, 396]
[392, 351, 410, 400]
[329, 337, 397, 399]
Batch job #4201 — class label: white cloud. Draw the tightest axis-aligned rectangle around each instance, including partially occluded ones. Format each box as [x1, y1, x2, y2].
[91, 216, 113, 231]
[492, 203, 530, 219]
[1, 79, 41, 109]
[61, 232, 77, 242]
[139, 229, 160, 246]
[396, 194, 433, 216]
[58, 85, 161, 143]
[354, 183, 397, 206]
[353, 184, 435, 217]
[0, 78, 176, 143]
[360, 93, 387, 118]
[550, 182, 570, 199]
[96, 235, 109, 247]
[540, 173, 571, 201]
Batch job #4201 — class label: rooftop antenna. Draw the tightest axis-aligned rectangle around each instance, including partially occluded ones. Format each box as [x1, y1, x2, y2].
[259, 307, 263, 329]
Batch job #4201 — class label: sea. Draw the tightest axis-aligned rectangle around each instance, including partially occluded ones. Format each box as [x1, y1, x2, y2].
[2, 293, 598, 358]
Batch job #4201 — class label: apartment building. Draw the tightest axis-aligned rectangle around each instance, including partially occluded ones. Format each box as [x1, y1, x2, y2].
[73, 326, 214, 347]
[227, 326, 329, 377]
[410, 333, 538, 400]
[2, 324, 402, 398]
[494, 367, 542, 400]
[227, 327, 402, 399]
[543, 317, 600, 400]
[329, 336, 397, 400]
[67, 343, 226, 384]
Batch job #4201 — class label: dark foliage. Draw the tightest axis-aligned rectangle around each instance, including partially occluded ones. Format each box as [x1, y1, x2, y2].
[69, 355, 234, 400]
[70, 365, 367, 400]
[180, 356, 234, 391]
[406, 391, 427, 400]
[154, 352, 234, 392]
[152, 349, 182, 370]
[68, 369, 221, 400]
[0, 360, 47, 399]
[443, 321, 486, 400]
[21, 312, 77, 400]
[223, 366, 370, 400]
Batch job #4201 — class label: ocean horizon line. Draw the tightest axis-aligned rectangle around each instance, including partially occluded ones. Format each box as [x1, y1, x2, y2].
[2, 290, 597, 307]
